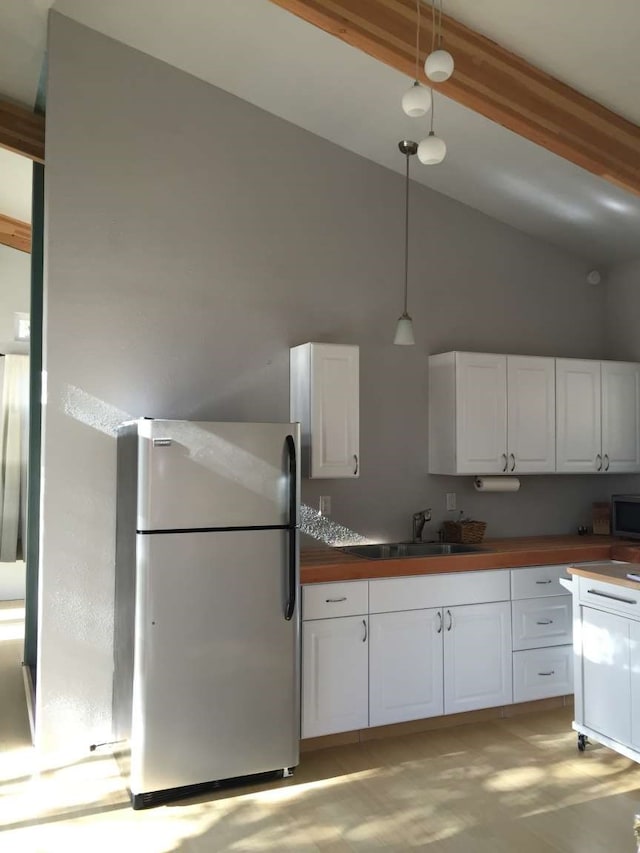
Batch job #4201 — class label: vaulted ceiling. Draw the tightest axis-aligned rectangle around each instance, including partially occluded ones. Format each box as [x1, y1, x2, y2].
[1, 0, 639, 265]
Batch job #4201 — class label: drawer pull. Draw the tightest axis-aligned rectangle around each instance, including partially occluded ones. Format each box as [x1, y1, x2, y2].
[536, 619, 553, 625]
[538, 670, 555, 677]
[587, 589, 637, 606]
[325, 596, 347, 603]
[536, 579, 552, 585]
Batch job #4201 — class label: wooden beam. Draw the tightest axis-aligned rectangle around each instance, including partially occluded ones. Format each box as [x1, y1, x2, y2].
[0, 97, 45, 163]
[269, 0, 640, 196]
[0, 213, 32, 254]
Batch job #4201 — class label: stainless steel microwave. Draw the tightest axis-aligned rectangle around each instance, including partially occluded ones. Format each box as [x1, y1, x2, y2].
[612, 495, 640, 539]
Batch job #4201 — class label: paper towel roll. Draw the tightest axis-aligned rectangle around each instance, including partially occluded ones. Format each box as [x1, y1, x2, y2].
[474, 476, 520, 493]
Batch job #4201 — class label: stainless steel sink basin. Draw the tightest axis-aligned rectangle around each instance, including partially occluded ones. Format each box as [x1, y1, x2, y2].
[340, 542, 490, 559]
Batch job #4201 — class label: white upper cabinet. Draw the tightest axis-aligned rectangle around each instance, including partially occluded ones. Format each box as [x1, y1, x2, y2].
[507, 356, 556, 473]
[601, 361, 640, 473]
[429, 352, 554, 475]
[556, 359, 640, 473]
[556, 359, 602, 473]
[290, 343, 359, 478]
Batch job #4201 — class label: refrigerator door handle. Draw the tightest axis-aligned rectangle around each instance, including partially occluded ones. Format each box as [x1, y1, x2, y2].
[284, 434, 297, 621]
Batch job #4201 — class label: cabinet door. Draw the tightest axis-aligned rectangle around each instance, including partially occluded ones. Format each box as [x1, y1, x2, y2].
[310, 344, 359, 478]
[507, 356, 555, 473]
[556, 359, 602, 472]
[630, 620, 640, 750]
[301, 616, 368, 738]
[601, 361, 640, 473]
[455, 353, 507, 474]
[444, 601, 512, 714]
[581, 606, 631, 745]
[369, 609, 444, 726]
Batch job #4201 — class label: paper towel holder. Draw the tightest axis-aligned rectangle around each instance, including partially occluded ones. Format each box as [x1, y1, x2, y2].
[474, 476, 521, 493]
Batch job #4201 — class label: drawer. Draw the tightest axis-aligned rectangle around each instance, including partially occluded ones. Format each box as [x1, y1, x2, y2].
[511, 595, 572, 650]
[302, 581, 368, 621]
[369, 570, 509, 614]
[578, 576, 640, 619]
[513, 645, 573, 703]
[511, 564, 571, 600]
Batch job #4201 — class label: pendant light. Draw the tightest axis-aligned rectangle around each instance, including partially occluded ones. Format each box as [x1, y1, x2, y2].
[418, 91, 447, 165]
[425, 0, 454, 83]
[402, 0, 432, 118]
[394, 140, 418, 346]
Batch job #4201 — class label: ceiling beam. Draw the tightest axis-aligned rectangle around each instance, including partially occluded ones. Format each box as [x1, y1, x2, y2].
[0, 214, 32, 254]
[0, 97, 45, 163]
[269, 0, 640, 196]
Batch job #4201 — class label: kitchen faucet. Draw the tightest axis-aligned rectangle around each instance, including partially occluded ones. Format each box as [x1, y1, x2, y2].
[412, 508, 432, 543]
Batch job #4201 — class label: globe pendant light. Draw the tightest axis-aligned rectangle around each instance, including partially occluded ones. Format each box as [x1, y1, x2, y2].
[425, 0, 454, 83]
[418, 130, 447, 165]
[402, 0, 432, 118]
[418, 88, 447, 165]
[394, 140, 418, 347]
[425, 48, 454, 83]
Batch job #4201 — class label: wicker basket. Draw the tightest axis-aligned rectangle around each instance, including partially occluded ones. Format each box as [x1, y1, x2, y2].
[441, 519, 487, 544]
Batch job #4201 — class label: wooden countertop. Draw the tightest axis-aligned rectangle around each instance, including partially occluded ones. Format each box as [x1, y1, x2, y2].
[301, 535, 640, 584]
[567, 561, 640, 591]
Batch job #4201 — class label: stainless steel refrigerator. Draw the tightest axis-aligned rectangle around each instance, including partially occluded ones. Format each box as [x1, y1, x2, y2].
[113, 419, 300, 809]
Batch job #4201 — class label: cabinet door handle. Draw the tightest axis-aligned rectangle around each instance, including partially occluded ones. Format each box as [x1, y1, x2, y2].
[436, 611, 443, 634]
[362, 619, 367, 643]
[538, 671, 555, 677]
[536, 619, 553, 625]
[536, 579, 552, 585]
[509, 453, 516, 472]
[587, 589, 637, 605]
[325, 597, 347, 603]
[604, 453, 610, 471]
[501, 453, 508, 472]
[446, 609, 452, 631]
[596, 453, 602, 471]
[353, 454, 359, 476]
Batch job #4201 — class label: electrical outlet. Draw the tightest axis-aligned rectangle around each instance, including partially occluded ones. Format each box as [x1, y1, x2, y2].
[446, 492, 457, 511]
[319, 495, 332, 516]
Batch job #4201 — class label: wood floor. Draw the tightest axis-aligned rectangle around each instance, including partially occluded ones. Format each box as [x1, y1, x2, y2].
[2, 601, 640, 851]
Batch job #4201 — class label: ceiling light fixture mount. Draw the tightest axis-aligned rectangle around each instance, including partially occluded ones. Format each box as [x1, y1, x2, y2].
[394, 140, 418, 347]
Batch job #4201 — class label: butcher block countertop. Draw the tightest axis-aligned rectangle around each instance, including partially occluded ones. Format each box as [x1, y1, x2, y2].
[567, 561, 640, 591]
[301, 535, 640, 584]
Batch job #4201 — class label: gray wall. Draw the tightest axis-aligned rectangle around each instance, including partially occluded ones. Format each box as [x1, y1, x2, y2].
[605, 259, 640, 361]
[41, 13, 633, 753]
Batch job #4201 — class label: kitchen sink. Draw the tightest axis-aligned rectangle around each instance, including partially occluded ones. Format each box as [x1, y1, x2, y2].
[340, 542, 490, 559]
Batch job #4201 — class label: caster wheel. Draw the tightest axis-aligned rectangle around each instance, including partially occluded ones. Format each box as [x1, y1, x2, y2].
[577, 734, 588, 752]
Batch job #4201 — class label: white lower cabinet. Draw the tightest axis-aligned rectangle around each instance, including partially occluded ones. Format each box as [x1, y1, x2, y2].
[443, 602, 512, 714]
[369, 608, 444, 726]
[301, 615, 368, 738]
[581, 606, 631, 745]
[513, 646, 573, 703]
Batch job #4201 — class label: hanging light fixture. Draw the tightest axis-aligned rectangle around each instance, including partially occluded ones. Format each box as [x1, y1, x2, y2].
[425, 0, 454, 83]
[394, 140, 418, 346]
[418, 91, 447, 164]
[402, 0, 432, 118]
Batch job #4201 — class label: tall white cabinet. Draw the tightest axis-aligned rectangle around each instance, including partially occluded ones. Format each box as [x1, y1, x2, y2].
[429, 352, 555, 475]
[556, 359, 640, 473]
[290, 343, 359, 478]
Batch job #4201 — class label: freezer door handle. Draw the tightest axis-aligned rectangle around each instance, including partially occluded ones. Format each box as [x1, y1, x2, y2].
[284, 434, 297, 621]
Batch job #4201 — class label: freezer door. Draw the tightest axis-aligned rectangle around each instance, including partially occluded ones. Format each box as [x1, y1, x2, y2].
[130, 529, 300, 796]
[136, 420, 300, 531]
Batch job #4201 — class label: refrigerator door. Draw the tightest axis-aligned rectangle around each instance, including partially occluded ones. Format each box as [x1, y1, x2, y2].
[130, 529, 299, 796]
[136, 420, 300, 532]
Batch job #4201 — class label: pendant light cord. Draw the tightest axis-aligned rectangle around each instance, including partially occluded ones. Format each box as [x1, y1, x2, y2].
[403, 151, 410, 315]
[431, 0, 443, 50]
[415, 0, 421, 81]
